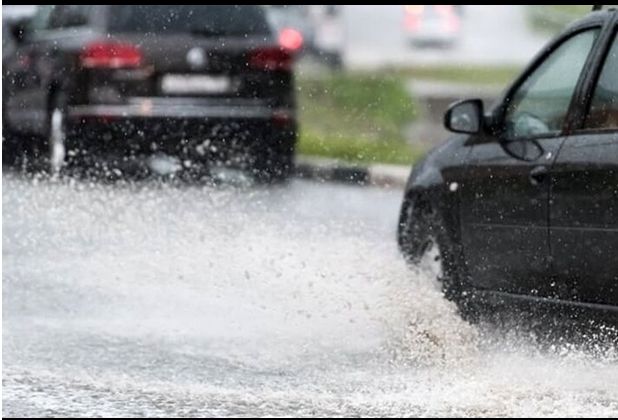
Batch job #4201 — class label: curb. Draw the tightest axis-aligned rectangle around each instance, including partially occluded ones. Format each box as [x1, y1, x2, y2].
[295, 156, 410, 189]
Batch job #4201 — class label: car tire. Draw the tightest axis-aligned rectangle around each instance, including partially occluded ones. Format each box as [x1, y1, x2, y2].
[252, 140, 295, 183]
[1, 100, 27, 168]
[398, 195, 478, 320]
[2, 120, 20, 167]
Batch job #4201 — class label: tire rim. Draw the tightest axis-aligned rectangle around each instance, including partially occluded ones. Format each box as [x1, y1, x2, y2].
[49, 107, 66, 175]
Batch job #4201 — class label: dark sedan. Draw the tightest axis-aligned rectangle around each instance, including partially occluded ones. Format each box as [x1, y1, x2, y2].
[2, 5, 297, 181]
[398, 7, 618, 323]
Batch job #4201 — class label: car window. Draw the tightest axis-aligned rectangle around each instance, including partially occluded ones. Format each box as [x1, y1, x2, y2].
[504, 29, 599, 140]
[28, 5, 54, 32]
[107, 5, 271, 37]
[585, 31, 618, 131]
[47, 5, 90, 30]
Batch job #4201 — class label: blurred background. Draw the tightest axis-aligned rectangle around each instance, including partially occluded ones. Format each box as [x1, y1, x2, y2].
[2, 5, 587, 169]
[268, 5, 574, 166]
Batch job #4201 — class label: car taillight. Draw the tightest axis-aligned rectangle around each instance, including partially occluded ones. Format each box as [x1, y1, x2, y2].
[272, 109, 294, 127]
[278, 28, 304, 52]
[248, 47, 293, 71]
[80, 42, 142, 69]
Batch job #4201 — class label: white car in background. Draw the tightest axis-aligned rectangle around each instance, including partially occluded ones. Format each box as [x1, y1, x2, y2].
[404, 4, 462, 48]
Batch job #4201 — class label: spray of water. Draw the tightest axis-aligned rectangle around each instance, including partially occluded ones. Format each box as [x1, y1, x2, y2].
[3, 174, 617, 416]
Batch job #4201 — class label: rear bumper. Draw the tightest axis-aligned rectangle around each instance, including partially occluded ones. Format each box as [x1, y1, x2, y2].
[65, 100, 297, 161]
[68, 98, 294, 120]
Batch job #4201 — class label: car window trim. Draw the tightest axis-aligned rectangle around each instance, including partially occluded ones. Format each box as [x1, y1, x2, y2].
[492, 24, 604, 142]
[570, 126, 618, 135]
[47, 5, 91, 30]
[572, 21, 618, 134]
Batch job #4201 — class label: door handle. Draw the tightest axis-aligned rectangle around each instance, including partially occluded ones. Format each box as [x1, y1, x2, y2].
[529, 165, 548, 186]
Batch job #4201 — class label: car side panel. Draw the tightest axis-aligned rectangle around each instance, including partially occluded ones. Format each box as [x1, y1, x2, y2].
[550, 133, 618, 305]
[459, 137, 565, 296]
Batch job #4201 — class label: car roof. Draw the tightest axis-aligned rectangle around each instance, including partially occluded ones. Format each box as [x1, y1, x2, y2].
[563, 7, 616, 32]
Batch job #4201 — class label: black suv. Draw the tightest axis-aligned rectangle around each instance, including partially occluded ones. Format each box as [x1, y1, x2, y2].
[3, 5, 297, 180]
[398, 7, 618, 322]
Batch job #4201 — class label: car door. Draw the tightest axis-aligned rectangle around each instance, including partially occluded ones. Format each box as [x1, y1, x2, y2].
[550, 25, 618, 306]
[459, 27, 601, 297]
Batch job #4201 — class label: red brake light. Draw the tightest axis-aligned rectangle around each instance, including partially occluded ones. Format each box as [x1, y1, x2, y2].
[278, 28, 304, 52]
[80, 42, 142, 69]
[249, 47, 293, 71]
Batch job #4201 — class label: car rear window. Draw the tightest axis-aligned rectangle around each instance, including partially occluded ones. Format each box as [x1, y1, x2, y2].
[108, 5, 271, 37]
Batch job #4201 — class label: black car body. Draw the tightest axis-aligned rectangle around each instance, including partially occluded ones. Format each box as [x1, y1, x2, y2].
[398, 8, 618, 322]
[3, 5, 297, 179]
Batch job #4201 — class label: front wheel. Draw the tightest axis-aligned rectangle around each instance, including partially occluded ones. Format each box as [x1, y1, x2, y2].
[251, 140, 295, 183]
[398, 196, 475, 318]
[398, 197, 444, 266]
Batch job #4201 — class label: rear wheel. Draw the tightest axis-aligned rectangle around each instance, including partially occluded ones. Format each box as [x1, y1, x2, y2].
[2, 121, 20, 167]
[251, 138, 295, 183]
[2, 102, 28, 168]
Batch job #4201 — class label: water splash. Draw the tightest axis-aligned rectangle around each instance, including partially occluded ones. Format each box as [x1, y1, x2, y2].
[3, 173, 617, 416]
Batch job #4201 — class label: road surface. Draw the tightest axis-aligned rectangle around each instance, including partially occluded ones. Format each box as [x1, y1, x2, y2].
[3, 172, 618, 416]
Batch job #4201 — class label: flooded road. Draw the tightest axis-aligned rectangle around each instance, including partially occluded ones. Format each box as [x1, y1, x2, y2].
[3, 173, 617, 416]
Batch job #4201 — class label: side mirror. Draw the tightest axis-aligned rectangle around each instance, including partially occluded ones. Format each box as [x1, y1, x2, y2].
[444, 99, 484, 135]
[10, 18, 30, 44]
